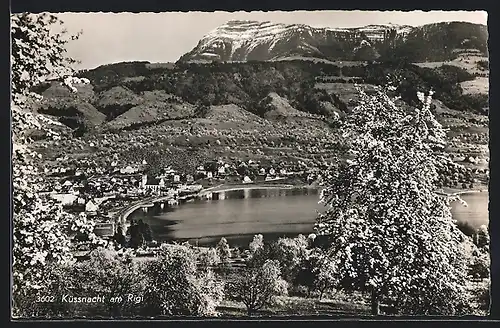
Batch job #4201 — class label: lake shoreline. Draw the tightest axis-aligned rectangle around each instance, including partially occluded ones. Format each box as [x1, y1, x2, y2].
[126, 183, 488, 243]
[127, 184, 488, 247]
[123, 182, 487, 223]
[438, 185, 488, 196]
[121, 182, 318, 223]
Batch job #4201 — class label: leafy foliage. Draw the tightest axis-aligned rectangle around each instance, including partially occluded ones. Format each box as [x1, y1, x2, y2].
[126, 219, 153, 248]
[294, 248, 336, 298]
[249, 234, 264, 255]
[476, 60, 489, 71]
[228, 259, 288, 314]
[315, 86, 474, 315]
[67, 248, 144, 317]
[11, 13, 103, 318]
[247, 235, 309, 284]
[197, 248, 221, 272]
[140, 244, 223, 316]
[216, 237, 231, 270]
[11, 13, 81, 102]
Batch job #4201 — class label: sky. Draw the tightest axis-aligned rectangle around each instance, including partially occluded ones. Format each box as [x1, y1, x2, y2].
[53, 10, 488, 69]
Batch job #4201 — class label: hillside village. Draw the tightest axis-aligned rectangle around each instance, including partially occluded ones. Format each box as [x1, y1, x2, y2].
[36, 141, 323, 249]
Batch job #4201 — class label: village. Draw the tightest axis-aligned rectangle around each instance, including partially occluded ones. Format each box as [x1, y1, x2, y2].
[37, 152, 322, 255]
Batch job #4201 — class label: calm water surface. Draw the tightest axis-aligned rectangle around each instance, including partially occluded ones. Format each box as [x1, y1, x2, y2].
[129, 188, 489, 247]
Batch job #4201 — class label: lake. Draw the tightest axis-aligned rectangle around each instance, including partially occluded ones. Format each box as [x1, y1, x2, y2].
[129, 188, 489, 247]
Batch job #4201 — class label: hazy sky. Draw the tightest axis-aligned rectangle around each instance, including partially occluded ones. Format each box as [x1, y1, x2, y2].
[54, 11, 488, 69]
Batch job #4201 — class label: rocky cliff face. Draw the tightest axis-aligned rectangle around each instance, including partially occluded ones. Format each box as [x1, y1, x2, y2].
[179, 20, 487, 63]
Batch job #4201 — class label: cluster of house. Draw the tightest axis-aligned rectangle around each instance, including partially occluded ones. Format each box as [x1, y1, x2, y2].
[41, 155, 321, 244]
[45, 154, 319, 202]
[141, 158, 321, 190]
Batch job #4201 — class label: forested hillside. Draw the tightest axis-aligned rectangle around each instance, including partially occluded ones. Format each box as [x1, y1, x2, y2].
[30, 59, 488, 133]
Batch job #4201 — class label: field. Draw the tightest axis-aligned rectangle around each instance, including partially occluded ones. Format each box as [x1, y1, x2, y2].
[461, 77, 489, 95]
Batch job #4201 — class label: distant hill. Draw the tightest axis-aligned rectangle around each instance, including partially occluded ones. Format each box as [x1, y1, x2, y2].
[32, 40, 487, 134]
[179, 20, 488, 63]
[37, 83, 106, 131]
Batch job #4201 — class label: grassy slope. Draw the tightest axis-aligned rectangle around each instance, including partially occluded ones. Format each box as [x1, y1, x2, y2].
[415, 51, 489, 95]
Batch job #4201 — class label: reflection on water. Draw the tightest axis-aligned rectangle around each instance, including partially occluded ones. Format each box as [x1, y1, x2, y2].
[129, 188, 489, 247]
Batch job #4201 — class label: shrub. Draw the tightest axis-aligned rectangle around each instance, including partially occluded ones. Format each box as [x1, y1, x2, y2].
[272, 236, 309, 283]
[228, 259, 288, 315]
[68, 248, 144, 317]
[197, 247, 220, 272]
[140, 244, 223, 317]
[473, 225, 490, 249]
[476, 60, 489, 71]
[248, 234, 264, 255]
[14, 264, 77, 318]
[216, 237, 231, 271]
[469, 251, 490, 279]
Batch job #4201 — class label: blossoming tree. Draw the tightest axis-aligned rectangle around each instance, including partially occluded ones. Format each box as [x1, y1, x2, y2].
[11, 13, 99, 316]
[140, 244, 224, 316]
[315, 85, 474, 315]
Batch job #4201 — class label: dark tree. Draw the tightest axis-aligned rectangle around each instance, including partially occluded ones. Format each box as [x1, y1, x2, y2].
[138, 219, 153, 242]
[113, 224, 126, 247]
[128, 221, 144, 249]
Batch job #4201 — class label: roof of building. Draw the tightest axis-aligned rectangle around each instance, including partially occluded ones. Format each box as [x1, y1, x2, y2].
[146, 177, 161, 185]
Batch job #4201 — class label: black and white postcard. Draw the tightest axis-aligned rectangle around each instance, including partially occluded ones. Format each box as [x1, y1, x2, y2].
[11, 9, 490, 319]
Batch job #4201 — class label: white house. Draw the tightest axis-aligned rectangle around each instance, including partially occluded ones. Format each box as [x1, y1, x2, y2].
[94, 222, 115, 238]
[207, 171, 213, 179]
[51, 193, 78, 206]
[85, 200, 99, 213]
[196, 166, 207, 177]
[120, 165, 137, 174]
[173, 175, 181, 183]
[243, 176, 253, 184]
[265, 176, 283, 182]
[218, 166, 226, 175]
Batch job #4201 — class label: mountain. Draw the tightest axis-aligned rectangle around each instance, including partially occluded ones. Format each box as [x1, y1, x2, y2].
[179, 20, 488, 63]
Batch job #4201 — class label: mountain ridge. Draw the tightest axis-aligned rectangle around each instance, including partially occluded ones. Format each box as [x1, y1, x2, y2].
[179, 20, 488, 63]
